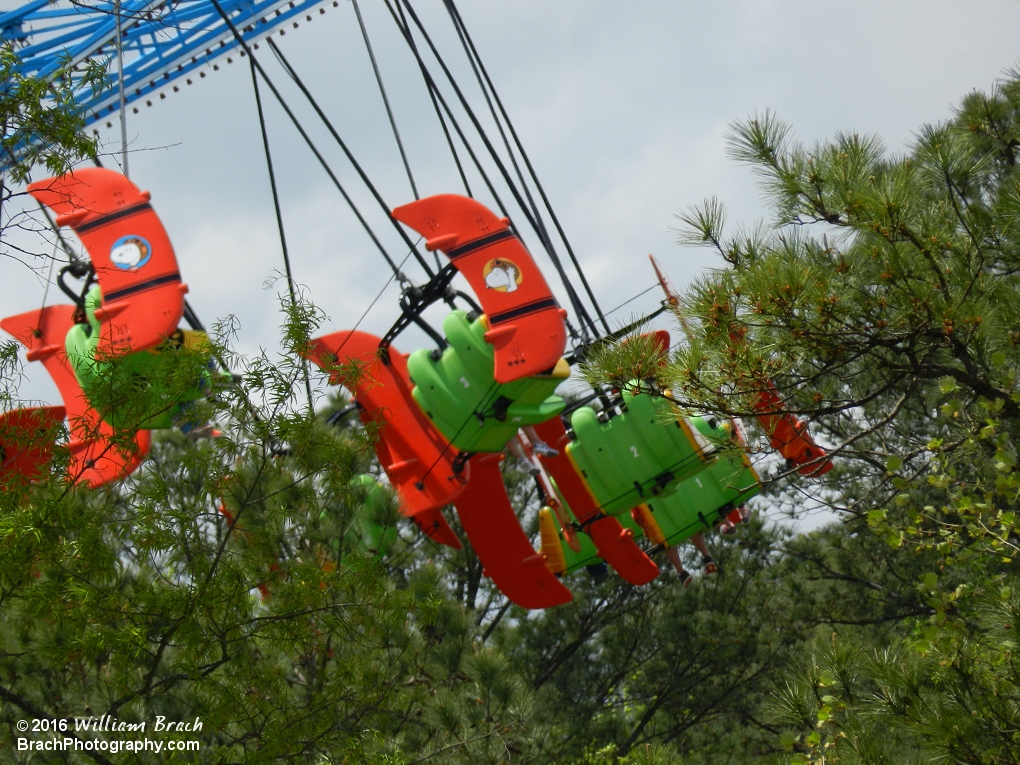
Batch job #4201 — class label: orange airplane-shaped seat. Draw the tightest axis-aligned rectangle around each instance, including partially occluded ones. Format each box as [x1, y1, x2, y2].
[2, 305, 150, 487]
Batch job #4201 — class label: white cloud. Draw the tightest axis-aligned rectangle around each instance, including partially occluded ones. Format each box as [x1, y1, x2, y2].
[6, 0, 1020, 402]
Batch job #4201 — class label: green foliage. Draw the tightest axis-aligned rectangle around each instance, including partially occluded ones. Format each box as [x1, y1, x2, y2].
[647, 67, 1020, 765]
[769, 588, 1020, 765]
[579, 326, 671, 393]
[0, 300, 543, 763]
[651, 73, 1020, 582]
[0, 44, 105, 184]
[497, 519, 810, 764]
[577, 65, 1020, 765]
[12, 35, 1020, 765]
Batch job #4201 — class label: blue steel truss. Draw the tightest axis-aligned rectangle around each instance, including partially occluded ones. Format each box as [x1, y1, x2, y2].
[0, 0, 334, 127]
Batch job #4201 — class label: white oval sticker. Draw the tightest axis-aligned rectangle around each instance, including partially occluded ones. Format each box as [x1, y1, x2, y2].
[110, 235, 152, 271]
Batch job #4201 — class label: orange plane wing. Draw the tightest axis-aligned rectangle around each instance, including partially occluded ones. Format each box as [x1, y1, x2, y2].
[307, 329, 464, 548]
[1, 305, 150, 487]
[28, 168, 187, 353]
[453, 453, 572, 609]
[392, 194, 567, 384]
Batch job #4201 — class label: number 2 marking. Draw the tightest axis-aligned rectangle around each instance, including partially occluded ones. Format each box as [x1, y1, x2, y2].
[630, 446, 639, 458]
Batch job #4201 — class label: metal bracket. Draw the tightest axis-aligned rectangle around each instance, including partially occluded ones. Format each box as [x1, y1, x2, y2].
[378, 263, 458, 363]
[57, 261, 95, 308]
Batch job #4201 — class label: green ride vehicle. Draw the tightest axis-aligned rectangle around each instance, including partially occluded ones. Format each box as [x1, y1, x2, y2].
[565, 383, 717, 516]
[408, 310, 569, 453]
[541, 416, 761, 577]
[639, 416, 761, 546]
[64, 284, 213, 430]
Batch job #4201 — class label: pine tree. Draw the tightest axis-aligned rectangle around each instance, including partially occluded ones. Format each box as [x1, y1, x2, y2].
[617, 69, 1020, 765]
[0, 300, 548, 763]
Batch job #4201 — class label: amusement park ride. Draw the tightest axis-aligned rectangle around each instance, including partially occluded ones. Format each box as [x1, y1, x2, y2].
[0, 0, 832, 609]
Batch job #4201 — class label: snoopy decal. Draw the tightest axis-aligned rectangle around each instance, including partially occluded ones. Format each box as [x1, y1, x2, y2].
[483, 258, 522, 293]
[392, 193, 567, 383]
[109, 235, 152, 271]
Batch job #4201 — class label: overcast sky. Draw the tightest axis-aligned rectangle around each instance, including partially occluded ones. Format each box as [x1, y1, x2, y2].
[5, 0, 1020, 416]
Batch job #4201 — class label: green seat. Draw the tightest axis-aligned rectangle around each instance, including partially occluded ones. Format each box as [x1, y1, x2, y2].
[546, 477, 603, 573]
[323, 474, 399, 559]
[642, 417, 761, 545]
[65, 285, 210, 430]
[566, 384, 716, 517]
[547, 419, 761, 575]
[408, 310, 569, 453]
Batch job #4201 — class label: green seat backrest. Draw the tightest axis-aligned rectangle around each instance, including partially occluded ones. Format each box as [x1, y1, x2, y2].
[548, 419, 761, 574]
[547, 477, 603, 573]
[325, 474, 399, 559]
[645, 418, 761, 545]
[566, 385, 715, 517]
[408, 310, 569, 453]
[64, 284, 104, 394]
[65, 285, 208, 430]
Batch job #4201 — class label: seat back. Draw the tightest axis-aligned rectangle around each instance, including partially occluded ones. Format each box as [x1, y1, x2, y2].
[567, 386, 715, 517]
[392, 194, 566, 383]
[408, 310, 568, 453]
[28, 167, 186, 354]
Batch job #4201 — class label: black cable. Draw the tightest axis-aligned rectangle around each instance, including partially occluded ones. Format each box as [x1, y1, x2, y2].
[266, 37, 434, 277]
[439, 0, 562, 278]
[207, 0, 407, 281]
[429, 82, 473, 196]
[385, 0, 579, 346]
[350, 0, 418, 200]
[182, 300, 205, 332]
[439, 3, 595, 342]
[441, 9, 593, 340]
[250, 60, 297, 308]
[383, 0, 511, 218]
[37, 243, 57, 315]
[440, 0, 535, 221]
[250, 56, 314, 410]
[395, 0, 599, 342]
[252, 55, 398, 275]
[392, 0, 471, 196]
[444, 0, 611, 336]
[395, 0, 544, 237]
[565, 305, 668, 365]
[36, 202, 82, 266]
[381, 0, 594, 347]
[326, 246, 415, 363]
[604, 284, 659, 318]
